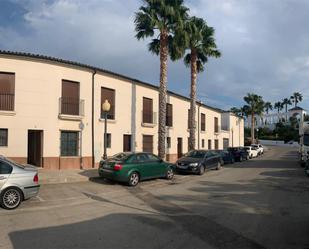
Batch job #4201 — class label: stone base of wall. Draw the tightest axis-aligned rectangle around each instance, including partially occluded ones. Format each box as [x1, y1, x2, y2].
[8, 157, 27, 164]
[43, 157, 95, 170]
[166, 154, 178, 163]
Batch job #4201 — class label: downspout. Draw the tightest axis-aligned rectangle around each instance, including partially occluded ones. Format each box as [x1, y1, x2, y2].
[92, 69, 97, 168]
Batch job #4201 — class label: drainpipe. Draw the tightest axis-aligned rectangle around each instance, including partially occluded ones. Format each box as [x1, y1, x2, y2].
[197, 101, 201, 149]
[91, 70, 97, 168]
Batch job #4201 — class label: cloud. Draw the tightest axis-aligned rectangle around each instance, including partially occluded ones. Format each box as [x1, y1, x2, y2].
[0, 0, 309, 111]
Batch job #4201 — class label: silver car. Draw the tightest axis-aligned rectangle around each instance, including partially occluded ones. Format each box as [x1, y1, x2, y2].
[0, 156, 40, 209]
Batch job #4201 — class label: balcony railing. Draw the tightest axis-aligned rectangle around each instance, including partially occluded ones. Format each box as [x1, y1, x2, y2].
[0, 94, 14, 111]
[59, 97, 84, 116]
[142, 111, 157, 126]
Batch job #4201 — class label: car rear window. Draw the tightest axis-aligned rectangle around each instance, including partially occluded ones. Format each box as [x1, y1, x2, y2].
[111, 153, 131, 161]
[2, 158, 25, 169]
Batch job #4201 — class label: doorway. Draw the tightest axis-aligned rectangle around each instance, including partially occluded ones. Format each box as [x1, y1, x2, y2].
[177, 137, 183, 158]
[27, 130, 43, 167]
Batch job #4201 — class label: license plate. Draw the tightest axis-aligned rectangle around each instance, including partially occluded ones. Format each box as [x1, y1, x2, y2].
[178, 165, 188, 169]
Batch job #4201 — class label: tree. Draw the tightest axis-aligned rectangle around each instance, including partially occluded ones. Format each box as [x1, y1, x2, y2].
[183, 17, 221, 150]
[290, 92, 303, 107]
[264, 102, 273, 114]
[134, 0, 189, 158]
[243, 93, 264, 144]
[230, 107, 241, 115]
[274, 101, 283, 113]
[282, 98, 292, 113]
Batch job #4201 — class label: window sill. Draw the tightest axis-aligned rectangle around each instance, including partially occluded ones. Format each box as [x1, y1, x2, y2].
[58, 114, 83, 121]
[99, 118, 117, 124]
[0, 110, 16, 116]
[141, 122, 156, 128]
[201, 131, 206, 134]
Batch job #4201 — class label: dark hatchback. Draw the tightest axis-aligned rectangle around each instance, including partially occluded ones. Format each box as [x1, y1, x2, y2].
[175, 150, 223, 175]
[227, 147, 249, 162]
[214, 150, 235, 164]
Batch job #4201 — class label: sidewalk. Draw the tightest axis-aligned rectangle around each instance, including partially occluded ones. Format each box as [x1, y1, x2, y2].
[38, 168, 99, 184]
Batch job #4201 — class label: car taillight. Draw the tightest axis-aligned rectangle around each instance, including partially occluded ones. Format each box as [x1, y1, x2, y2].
[33, 173, 39, 183]
[114, 164, 123, 171]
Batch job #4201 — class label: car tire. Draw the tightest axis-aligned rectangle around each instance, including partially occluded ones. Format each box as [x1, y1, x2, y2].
[166, 168, 174, 180]
[246, 155, 249, 160]
[0, 187, 23, 210]
[216, 162, 221, 170]
[198, 165, 205, 175]
[231, 158, 235, 164]
[128, 172, 140, 187]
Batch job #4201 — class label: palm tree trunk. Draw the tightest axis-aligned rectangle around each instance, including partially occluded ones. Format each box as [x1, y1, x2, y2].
[251, 112, 255, 144]
[189, 50, 197, 151]
[158, 30, 168, 159]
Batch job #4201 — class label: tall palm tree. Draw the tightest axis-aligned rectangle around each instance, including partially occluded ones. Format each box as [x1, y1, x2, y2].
[183, 17, 221, 150]
[264, 102, 273, 114]
[290, 92, 303, 107]
[134, 0, 189, 159]
[243, 93, 264, 144]
[274, 101, 283, 113]
[282, 98, 292, 113]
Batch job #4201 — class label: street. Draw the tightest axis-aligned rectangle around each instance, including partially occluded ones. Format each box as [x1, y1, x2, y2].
[1, 146, 308, 249]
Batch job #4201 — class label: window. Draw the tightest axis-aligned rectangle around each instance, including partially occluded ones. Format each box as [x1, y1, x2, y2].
[101, 87, 115, 119]
[105, 133, 111, 148]
[215, 139, 219, 149]
[0, 129, 8, 146]
[208, 139, 212, 150]
[0, 72, 15, 111]
[201, 113, 206, 131]
[147, 154, 160, 162]
[61, 80, 80, 115]
[143, 97, 153, 123]
[0, 161, 12, 174]
[167, 137, 171, 148]
[166, 103, 173, 127]
[60, 131, 79, 156]
[214, 117, 219, 133]
[202, 139, 205, 148]
[143, 135, 153, 153]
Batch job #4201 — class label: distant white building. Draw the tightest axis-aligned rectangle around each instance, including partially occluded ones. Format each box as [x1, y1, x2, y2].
[245, 106, 307, 130]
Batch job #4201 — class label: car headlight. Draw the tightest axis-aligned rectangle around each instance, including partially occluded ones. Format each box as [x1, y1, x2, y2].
[189, 162, 199, 167]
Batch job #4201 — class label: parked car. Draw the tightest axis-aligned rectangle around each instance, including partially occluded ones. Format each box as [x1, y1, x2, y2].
[214, 150, 235, 164]
[244, 146, 258, 158]
[0, 156, 40, 210]
[305, 160, 309, 177]
[251, 144, 264, 155]
[227, 147, 249, 161]
[98, 152, 174, 186]
[175, 150, 222, 175]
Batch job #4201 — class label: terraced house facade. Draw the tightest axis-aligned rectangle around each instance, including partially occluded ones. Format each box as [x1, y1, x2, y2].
[0, 51, 244, 170]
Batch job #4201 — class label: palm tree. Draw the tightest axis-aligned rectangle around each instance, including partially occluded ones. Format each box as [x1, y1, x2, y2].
[282, 98, 292, 113]
[264, 102, 273, 114]
[290, 92, 303, 107]
[134, 0, 189, 159]
[274, 101, 283, 113]
[243, 93, 264, 144]
[183, 17, 221, 150]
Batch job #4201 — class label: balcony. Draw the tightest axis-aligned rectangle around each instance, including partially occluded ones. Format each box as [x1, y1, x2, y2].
[0, 94, 14, 112]
[58, 97, 84, 120]
[142, 111, 157, 127]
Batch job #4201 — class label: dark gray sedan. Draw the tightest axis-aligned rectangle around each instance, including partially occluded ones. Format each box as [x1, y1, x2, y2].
[0, 156, 40, 209]
[175, 150, 223, 175]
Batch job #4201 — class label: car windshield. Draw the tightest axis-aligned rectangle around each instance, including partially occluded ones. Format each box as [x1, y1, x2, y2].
[185, 150, 206, 158]
[2, 157, 25, 169]
[111, 153, 131, 161]
[304, 134, 309, 146]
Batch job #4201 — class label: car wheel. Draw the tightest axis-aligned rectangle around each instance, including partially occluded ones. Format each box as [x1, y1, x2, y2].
[128, 172, 140, 186]
[166, 168, 174, 180]
[231, 158, 235, 164]
[198, 165, 205, 175]
[216, 162, 221, 170]
[0, 187, 23, 210]
[246, 155, 249, 160]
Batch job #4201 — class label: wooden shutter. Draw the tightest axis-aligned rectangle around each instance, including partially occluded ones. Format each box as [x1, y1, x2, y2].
[143, 135, 153, 153]
[0, 73, 15, 111]
[101, 87, 115, 119]
[143, 97, 153, 123]
[61, 80, 79, 115]
[215, 139, 219, 149]
[214, 117, 219, 132]
[201, 113, 206, 131]
[166, 103, 173, 127]
[123, 135, 132, 152]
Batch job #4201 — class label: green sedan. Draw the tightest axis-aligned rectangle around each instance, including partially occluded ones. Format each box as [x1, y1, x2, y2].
[98, 152, 174, 186]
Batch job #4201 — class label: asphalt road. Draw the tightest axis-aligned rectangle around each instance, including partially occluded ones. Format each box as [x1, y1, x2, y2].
[0, 146, 308, 249]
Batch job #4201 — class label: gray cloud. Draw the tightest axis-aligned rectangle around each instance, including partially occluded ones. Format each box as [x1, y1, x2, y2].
[0, 0, 309, 111]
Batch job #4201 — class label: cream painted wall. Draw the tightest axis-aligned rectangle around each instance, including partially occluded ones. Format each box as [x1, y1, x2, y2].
[0, 55, 244, 166]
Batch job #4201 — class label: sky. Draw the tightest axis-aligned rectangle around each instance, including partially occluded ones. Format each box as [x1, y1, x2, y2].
[0, 0, 309, 111]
